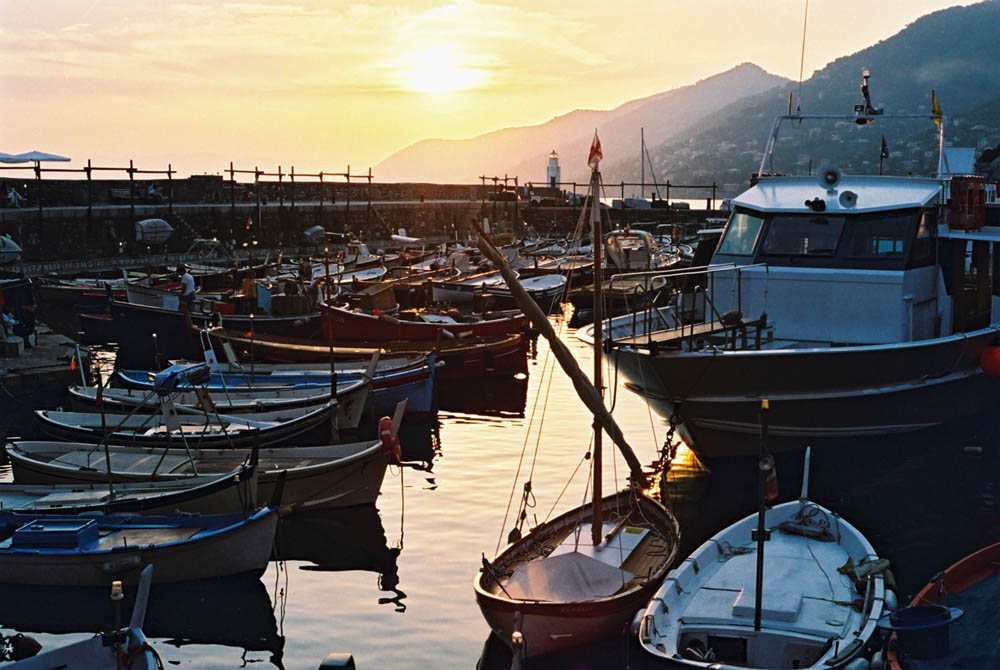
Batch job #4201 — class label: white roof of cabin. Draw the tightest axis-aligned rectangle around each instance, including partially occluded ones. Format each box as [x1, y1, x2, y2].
[734, 175, 942, 214]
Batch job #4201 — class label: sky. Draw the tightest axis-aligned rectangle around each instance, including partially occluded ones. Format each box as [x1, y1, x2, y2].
[0, 0, 979, 180]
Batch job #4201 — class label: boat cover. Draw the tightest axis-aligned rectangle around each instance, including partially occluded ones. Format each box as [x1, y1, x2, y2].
[501, 522, 642, 601]
[153, 363, 210, 393]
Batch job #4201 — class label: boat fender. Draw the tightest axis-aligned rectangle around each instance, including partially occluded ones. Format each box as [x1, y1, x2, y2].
[630, 609, 645, 638]
[102, 555, 143, 574]
[379, 416, 401, 464]
[980, 346, 1000, 377]
[869, 649, 883, 670]
[884, 588, 898, 612]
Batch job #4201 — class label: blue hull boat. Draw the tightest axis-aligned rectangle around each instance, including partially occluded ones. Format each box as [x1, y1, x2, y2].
[113, 354, 437, 416]
[0, 508, 277, 586]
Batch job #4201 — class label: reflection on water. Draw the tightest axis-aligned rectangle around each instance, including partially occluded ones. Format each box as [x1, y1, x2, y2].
[0, 575, 285, 665]
[2, 313, 999, 669]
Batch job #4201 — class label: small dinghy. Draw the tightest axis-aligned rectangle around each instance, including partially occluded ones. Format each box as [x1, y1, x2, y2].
[636, 442, 891, 669]
[0, 507, 277, 586]
[4, 565, 157, 669]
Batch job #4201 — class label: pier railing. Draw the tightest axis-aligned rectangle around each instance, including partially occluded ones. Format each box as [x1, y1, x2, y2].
[606, 263, 771, 352]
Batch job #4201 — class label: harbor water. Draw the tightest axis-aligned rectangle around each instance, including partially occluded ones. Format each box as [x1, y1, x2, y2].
[1, 308, 999, 669]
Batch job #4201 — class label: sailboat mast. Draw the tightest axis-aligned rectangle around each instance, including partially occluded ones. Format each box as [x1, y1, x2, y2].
[640, 127, 645, 202]
[591, 164, 604, 547]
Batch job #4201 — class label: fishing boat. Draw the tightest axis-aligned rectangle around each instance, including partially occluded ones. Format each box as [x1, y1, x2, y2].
[603, 229, 681, 272]
[0, 507, 277, 586]
[0, 465, 258, 515]
[2, 564, 157, 669]
[109, 296, 323, 368]
[882, 541, 1000, 669]
[474, 135, 681, 659]
[34, 401, 337, 449]
[7, 437, 393, 511]
[484, 273, 568, 313]
[68, 375, 369, 427]
[114, 352, 437, 416]
[211, 328, 528, 381]
[636, 443, 891, 669]
[609, 74, 1000, 462]
[321, 302, 527, 341]
[428, 269, 513, 303]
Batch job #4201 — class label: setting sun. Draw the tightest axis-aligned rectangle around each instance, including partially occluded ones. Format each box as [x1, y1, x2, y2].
[398, 45, 486, 93]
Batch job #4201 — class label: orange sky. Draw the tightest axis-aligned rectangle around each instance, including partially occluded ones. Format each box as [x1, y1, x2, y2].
[0, 0, 978, 180]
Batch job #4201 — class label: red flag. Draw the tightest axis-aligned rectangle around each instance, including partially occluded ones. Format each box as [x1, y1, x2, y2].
[69, 357, 76, 371]
[762, 455, 779, 502]
[587, 129, 602, 169]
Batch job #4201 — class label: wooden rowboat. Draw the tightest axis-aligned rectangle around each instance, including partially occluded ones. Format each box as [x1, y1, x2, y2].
[0, 507, 277, 586]
[34, 401, 337, 449]
[7, 439, 390, 512]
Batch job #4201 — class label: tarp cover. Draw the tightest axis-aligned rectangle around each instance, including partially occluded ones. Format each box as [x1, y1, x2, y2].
[502, 551, 636, 602]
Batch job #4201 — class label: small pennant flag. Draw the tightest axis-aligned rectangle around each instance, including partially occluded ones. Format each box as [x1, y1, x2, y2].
[587, 129, 603, 170]
[931, 89, 943, 126]
[69, 357, 76, 371]
[880, 135, 889, 159]
[762, 455, 779, 502]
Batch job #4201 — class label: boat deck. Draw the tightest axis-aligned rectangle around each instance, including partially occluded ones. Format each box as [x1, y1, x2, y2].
[673, 525, 858, 640]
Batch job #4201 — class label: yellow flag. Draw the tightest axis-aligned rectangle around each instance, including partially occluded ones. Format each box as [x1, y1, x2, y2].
[931, 89, 942, 126]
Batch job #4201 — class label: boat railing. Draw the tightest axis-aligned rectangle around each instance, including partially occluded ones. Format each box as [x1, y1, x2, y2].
[607, 263, 770, 352]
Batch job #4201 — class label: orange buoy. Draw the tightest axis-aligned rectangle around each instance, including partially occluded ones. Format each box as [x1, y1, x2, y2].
[379, 416, 401, 464]
[980, 346, 1000, 377]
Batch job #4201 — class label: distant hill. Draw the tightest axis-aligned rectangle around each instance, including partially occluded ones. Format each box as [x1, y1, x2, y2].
[637, 0, 1000, 197]
[374, 63, 788, 184]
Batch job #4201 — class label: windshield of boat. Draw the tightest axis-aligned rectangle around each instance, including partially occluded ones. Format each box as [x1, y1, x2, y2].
[715, 212, 765, 256]
[717, 207, 933, 270]
[760, 214, 846, 257]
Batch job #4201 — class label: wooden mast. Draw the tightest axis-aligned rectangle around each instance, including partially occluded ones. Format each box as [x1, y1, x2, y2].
[590, 160, 604, 546]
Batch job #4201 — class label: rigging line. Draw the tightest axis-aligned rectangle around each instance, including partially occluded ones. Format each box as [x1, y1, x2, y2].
[546, 436, 593, 521]
[526, 309, 571, 484]
[797, 0, 809, 113]
[495, 319, 559, 553]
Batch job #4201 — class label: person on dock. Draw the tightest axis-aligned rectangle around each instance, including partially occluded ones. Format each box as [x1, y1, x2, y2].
[146, 183, 162, 203]
[177, 263, 196, 310]
[6, 187, 25, 209]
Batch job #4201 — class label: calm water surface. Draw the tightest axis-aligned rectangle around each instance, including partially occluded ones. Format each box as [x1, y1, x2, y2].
[2, 310, 999, 669]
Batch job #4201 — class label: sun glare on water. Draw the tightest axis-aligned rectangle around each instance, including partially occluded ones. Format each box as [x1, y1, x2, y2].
[399, 45, 485, 93]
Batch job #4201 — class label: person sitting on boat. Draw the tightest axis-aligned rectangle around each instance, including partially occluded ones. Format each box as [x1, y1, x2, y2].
[177, 263, 196, 310]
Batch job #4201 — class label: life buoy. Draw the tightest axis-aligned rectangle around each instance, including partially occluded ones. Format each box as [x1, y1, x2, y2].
[379, 416, 401, 464]
[980, 346, 1000, 377]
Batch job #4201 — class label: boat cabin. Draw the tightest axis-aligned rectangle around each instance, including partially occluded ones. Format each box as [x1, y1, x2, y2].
[703, 166, 999, 346]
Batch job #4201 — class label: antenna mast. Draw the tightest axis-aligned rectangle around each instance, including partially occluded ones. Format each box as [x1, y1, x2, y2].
[797, 0, 809, 113]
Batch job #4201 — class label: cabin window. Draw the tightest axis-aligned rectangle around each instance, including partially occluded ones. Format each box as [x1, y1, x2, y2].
[759, 214, 845, 257]
[716, 211, 764, 256]
[845, 213, 912, 260]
